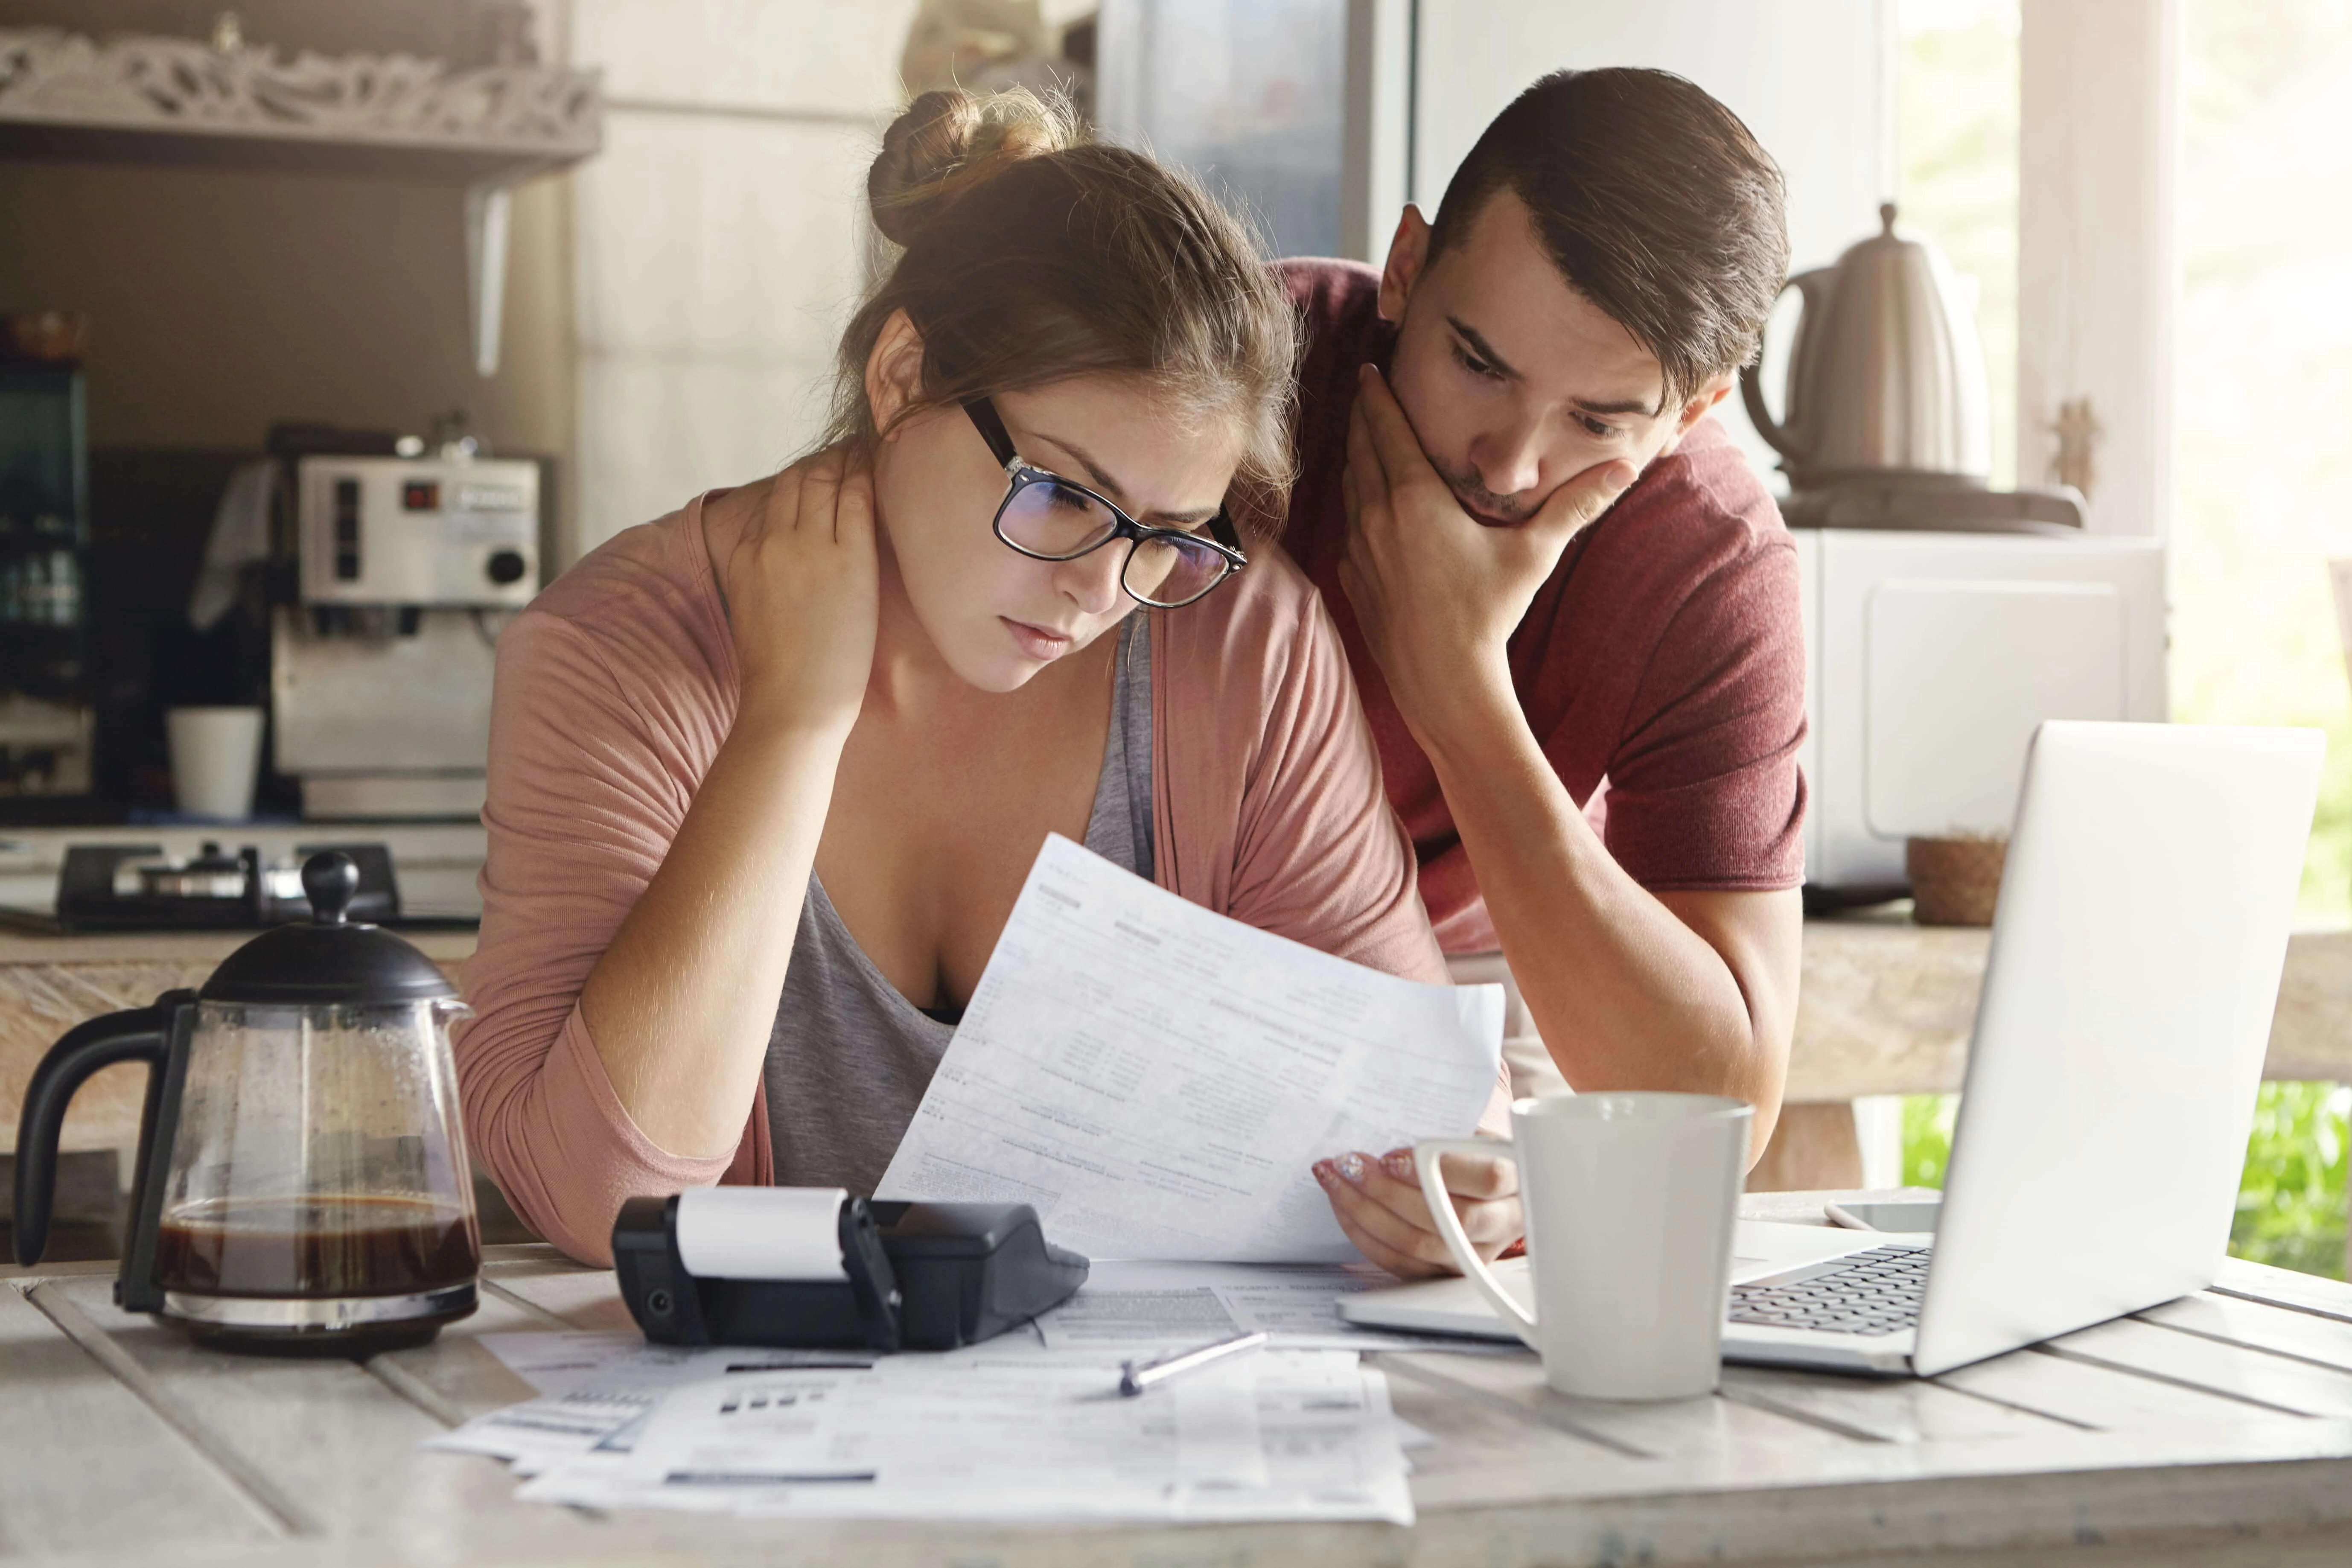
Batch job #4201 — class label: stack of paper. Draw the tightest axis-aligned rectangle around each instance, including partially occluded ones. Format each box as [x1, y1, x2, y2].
[434, 1331, 1416, 1524]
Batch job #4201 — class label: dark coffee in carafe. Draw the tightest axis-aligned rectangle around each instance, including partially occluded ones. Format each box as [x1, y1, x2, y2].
[154, 1195, 478, 1298]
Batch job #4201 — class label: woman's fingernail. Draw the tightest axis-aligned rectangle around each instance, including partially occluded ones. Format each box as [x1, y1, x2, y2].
[1383, 1151, 1415, 1181]
[1313, 1160, 1337, 1189]
[1337, 1153, 1368, 1185]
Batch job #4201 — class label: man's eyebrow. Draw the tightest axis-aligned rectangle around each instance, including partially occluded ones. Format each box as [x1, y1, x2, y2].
[1450, 314, 1665, 419]
[1026, 431, 1221, 525]
[1574, 393, 1666, 419]
[1448, 316, 1524, 382]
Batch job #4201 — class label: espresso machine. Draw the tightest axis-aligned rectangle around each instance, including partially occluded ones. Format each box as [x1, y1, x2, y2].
[271, 447, 540, 819]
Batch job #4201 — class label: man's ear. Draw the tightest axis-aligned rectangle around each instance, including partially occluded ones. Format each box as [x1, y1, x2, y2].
[864, 309, 927, 439]
[1674, 371, 1737, 437]
[1376, 205, 1433, 325]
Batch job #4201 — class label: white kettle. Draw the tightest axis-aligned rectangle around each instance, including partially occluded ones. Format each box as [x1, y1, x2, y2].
[1741, 201, 1994, 490]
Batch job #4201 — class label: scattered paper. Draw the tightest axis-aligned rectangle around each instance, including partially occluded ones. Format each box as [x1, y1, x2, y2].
[510, 1349, 1413, 1524]
[431, 1336, 877, 1474]
[876, 834, 1503, 1262]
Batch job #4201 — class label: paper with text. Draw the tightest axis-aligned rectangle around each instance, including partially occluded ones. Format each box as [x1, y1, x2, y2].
[875, 834, 1502, 1262]
[513, 1350, 1413, 1524]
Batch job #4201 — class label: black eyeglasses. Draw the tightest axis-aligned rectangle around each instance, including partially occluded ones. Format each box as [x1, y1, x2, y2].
[963, 397, 1247, 609]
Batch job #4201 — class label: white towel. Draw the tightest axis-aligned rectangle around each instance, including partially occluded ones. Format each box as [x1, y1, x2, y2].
[187, 458, 275, 632]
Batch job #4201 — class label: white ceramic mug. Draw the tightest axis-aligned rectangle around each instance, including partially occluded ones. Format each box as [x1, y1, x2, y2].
[166, 706, 265, 821]
[1418, 1092, 1752, 1400]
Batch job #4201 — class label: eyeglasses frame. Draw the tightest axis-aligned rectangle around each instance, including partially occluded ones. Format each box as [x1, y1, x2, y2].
[962, 396, 1247, 609]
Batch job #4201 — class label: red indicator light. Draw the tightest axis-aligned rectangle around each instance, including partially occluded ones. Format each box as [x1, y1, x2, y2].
[402, 480, 439, 511]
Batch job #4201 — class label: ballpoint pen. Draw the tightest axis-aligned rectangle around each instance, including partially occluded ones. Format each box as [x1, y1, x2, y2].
[1118, 1331, 1270, 1397]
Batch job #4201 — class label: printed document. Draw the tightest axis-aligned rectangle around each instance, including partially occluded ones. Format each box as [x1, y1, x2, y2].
[876, 834, 1503, 1261]
[430, 1337, 876, 1475]
[510, 1349, 1414, 1524]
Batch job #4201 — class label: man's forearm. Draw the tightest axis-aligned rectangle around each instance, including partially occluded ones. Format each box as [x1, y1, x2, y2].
[1419, 692, 1790, 1157]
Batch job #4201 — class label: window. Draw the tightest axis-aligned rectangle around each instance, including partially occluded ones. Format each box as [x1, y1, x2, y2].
[1896, 0, 2019, 492]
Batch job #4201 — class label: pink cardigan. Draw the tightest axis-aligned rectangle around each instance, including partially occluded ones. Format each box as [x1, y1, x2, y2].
[457, 496, 1469, 1264]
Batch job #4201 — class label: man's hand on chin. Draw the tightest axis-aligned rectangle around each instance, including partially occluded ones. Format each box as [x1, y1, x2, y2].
[1339, 364, 1633, 742]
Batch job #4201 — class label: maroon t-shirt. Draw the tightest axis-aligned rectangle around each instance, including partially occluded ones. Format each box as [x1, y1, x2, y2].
[1278, 259, 1808, 953]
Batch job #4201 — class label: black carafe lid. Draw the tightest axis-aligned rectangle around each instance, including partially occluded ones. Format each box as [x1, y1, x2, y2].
[200, 852, 457, 1006]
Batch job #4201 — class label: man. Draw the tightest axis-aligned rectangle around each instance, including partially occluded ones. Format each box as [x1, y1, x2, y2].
[1293, 69, 1808, 1274]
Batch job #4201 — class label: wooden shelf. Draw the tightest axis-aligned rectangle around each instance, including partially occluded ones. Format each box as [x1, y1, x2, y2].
[0, 116, 587, 187]
[0, 26, 603, 376]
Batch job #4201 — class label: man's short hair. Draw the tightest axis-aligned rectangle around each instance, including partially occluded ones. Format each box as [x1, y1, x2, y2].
[1427, 68, 1790, 406]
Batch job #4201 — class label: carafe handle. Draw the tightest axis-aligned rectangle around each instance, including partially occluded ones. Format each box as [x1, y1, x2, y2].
[12, 1005, 171, 1266]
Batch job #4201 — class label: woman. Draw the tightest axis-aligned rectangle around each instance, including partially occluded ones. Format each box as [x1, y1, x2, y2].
[457, 89, 1516, 1272]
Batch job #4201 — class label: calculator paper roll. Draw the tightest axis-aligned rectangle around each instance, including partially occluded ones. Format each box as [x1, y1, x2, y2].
[672, 1186, 849, 1280]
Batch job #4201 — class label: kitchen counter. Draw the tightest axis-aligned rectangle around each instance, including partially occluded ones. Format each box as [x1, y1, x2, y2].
[0, 914, 2345, 1161]
[1789, 916, 2352, 1098]
[0, 924, 478, 1157]
[0, 822, 489, 922]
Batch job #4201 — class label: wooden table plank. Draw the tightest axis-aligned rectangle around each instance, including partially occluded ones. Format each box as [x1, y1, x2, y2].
[367, 1285, 554, 1425]
[2214, 1255, 2352, 1326]
[1382, 1349, 1860, 1468]
[1383, 1373, 1632, 1486]
[1393, 1368, 2352, 1533]
[483, 1256, 639, 1330]
[36, 1274, 599, 1551]
[1717, 1362, 2078, 1444]
[0, 1284, 279, 1557]
[2044, 1317, 2352, 1419]
[1932, 1342, 2311, 1431]
[2137, 1292, 2352, 1376]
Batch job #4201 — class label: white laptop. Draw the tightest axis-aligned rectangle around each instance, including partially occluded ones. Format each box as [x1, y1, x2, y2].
[1343, 722, 2324, 1377]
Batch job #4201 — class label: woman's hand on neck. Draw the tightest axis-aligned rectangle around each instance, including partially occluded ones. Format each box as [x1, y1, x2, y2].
[706, 449, 880, 741]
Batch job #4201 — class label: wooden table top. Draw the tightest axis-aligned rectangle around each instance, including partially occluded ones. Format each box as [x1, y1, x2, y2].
[4, 1190, 2350, 1567]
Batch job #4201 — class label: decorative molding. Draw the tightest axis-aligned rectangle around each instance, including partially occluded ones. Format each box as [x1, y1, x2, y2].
[0, 26, 599, 159]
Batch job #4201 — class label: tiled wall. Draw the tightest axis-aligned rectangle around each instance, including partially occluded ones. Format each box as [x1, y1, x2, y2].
[567, 0, 918, 557]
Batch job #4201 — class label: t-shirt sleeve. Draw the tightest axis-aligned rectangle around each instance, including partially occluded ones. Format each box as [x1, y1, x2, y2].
[1591, 536, 1809, 891]
[1224, 587, 1454, 985]
[1223, 590, 1515, 1113]
[454, 611, 742, 1265]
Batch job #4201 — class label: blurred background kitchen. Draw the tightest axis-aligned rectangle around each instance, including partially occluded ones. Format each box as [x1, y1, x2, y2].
[0, 0, 2343, 1272]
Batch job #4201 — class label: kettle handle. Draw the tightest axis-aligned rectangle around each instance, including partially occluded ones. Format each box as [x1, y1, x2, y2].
[12, 1005, 172, 1267]
[1739, 266, 1836, 466]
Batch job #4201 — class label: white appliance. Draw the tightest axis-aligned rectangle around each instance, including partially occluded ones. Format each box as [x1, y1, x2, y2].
[1345, 721, 2324, 1375]
[1793, 527, 2167, 895]
[294, 456, 538, 608]
[276, 455, 540, 820]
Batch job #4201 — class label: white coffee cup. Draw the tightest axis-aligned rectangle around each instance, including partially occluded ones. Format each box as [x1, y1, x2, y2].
[1418, 1092, 1752, 1401]
[166, 706, 265, 821]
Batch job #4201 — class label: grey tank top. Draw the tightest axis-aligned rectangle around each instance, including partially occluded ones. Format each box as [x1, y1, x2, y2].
[761, 616, 1154, 1193]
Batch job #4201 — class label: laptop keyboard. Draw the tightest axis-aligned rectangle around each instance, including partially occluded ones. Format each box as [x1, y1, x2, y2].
[1727, 1244, 1930, 1338]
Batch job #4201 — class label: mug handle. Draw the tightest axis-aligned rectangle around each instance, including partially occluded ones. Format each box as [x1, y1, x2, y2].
[1414, 1137, 1539, 1352]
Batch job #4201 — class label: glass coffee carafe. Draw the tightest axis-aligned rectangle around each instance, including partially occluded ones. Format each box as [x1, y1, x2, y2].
[13, 852, 480, 1352]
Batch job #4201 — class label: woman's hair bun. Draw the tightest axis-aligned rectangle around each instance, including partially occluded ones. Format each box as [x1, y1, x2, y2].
[869, 87, 1084, 248]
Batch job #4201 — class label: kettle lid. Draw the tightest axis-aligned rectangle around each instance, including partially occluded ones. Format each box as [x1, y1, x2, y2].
[200, 852, 458, 1006]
